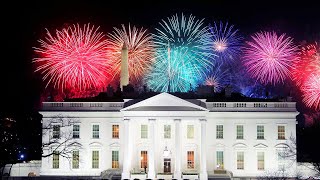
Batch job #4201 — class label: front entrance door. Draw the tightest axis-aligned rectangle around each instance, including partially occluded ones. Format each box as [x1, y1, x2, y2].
[164, 158, 171, 173]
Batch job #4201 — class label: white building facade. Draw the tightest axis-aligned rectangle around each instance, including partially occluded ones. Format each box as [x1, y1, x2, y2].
[40, 92, 298, 179]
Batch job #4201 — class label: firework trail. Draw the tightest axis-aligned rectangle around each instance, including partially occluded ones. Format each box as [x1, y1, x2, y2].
[242, 31, 298, 85]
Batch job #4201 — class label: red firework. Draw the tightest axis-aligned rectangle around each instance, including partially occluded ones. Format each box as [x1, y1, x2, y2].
[33, 23, 112, 94]
[292, 42, 320, 87]
[302, 74, 320, 110]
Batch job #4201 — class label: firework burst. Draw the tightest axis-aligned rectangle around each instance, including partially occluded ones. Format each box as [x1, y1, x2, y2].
[153, 13, 216, 73]
[302, 74, 320, 110]
[292, 42, 320, 87]
[203, 66, 230, 92]
[107, 24, 155, 82]
[147, 13, 216, 92]
[209, 21, 243, 63]
[243, 31, 298, 85]
[145, 47, 200, 92]
[33, 23, 112, 93]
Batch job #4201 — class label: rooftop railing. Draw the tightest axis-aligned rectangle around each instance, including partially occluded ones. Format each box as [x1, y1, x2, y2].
[41, 102, 124, 111]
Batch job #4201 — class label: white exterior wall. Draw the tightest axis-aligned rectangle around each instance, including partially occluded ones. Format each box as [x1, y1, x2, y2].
[40, 93, 298, 178]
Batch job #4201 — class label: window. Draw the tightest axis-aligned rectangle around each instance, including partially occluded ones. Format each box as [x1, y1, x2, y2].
[237, 152, 244, 170]
[277, 149, 285, 170]
[141, 125, 148, 139]
[92, 151, 99, 169]
[53, 125, 60, 139]
[52, 151, 59, 169]
[278, 126, 285, 140]
[73, 125, 80, 139]
[236, 125, 244, 139]
[257, 152, 264, 170]
[216, 151, 224, 169]
[187, 151, 194, 169]
[72, 150, 79, 169]
[187, 125, 194, 139]
[216, 125, 223, 139]
[257, 125, 264, 139]
[141, 151, 148, 168]
[164, 125, 171, 139]
[92, 125, 99, 139]
[112, 151, 119, 169]
[112, 125, 119, 139]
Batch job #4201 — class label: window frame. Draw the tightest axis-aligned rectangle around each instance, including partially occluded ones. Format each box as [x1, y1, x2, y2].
[140, 151, 148, 169]
[92, 150, 99, 169]
[52, 125, 60, 139]
[72, 150, 79, 169]
[73, 124, 80, 139]
[140, 124, 148, 139]
[216, 151, 224, 169]
[216, 125, 223, 139]
[257, 152, 264, 170]
[236, 125, 244, 139]
[112, 124, 120, 139]
[112, 151, 119, 169]
[52, 151, 59, 169]
[92, 124, 100, 139]
[277, 125, 286, 140]
[237, 151, 244, 170]
[187, 125, 194, 139]
[187, 151, 195, 169]
[257, 125, 265, 139]
[164, 125, 171, 139]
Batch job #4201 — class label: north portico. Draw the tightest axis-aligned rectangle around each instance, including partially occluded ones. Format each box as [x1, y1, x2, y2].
[40, 92, 298, 179]
[120, 92, 209, 180]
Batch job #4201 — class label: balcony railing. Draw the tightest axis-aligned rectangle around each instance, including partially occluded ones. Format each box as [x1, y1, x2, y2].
[207, 102, 296, 112]
[42, 102, 124, 111]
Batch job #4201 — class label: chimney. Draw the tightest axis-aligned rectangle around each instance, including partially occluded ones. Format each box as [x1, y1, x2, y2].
[120, 43, 129, 91]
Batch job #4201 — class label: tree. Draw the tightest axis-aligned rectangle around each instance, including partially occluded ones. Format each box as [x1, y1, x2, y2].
[41, 115, 82, 160]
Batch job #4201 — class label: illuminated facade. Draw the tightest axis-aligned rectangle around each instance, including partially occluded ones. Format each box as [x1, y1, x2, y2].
[40, 92, 298, 179]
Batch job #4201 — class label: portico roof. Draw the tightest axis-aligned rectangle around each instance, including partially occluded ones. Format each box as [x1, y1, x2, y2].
[121, 92, 209, 111]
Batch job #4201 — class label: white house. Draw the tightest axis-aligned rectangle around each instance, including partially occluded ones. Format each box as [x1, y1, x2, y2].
[39, 92, 298, 179]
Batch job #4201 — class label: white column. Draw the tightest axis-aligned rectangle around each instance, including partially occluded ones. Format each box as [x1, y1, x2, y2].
[147, 119, 156, 179]
[122, 118, 132, 179]
[174, 119, 182, 180]
[200, 119, 208, 180]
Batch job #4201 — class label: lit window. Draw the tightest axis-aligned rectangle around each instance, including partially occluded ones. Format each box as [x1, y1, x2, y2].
[72, 150, 79, 169]
[236, 125, 243, 139]
[141, 125, 148, 139]
[92, 125, 99, 139]
[73, 125, 80, 139]
[278, 126, 285, 140]
[237, 152, 244, 170]
[216, 125, 223, 139]
[187, 151, 194, 169]
[141, 151, 148, 168]
[92, 151, 99, 169]
[257, 152, 264, 170]
[112, 151, 119, 169]
[216, 151, 224, 169]
[187, 125, 194, 139]
[164, 125, 171, 139]
[257, 125, 264, 139]
[53, 125, 60, 139]
[52, 151, 59, 169]
[112, 125, 119, 139]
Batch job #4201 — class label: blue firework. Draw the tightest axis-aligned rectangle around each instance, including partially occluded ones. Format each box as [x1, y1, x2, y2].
[146, 13, 216, 92]
[209, 21, 243, 63]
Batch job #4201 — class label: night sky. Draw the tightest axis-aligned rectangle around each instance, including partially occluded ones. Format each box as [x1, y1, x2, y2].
[2, 0, 320, 115]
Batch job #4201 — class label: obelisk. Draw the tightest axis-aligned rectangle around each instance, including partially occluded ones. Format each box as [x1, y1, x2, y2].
[120, 43, 129, 91]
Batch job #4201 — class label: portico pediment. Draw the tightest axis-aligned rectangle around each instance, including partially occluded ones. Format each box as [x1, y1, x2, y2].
[121, 92, 208, 111]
